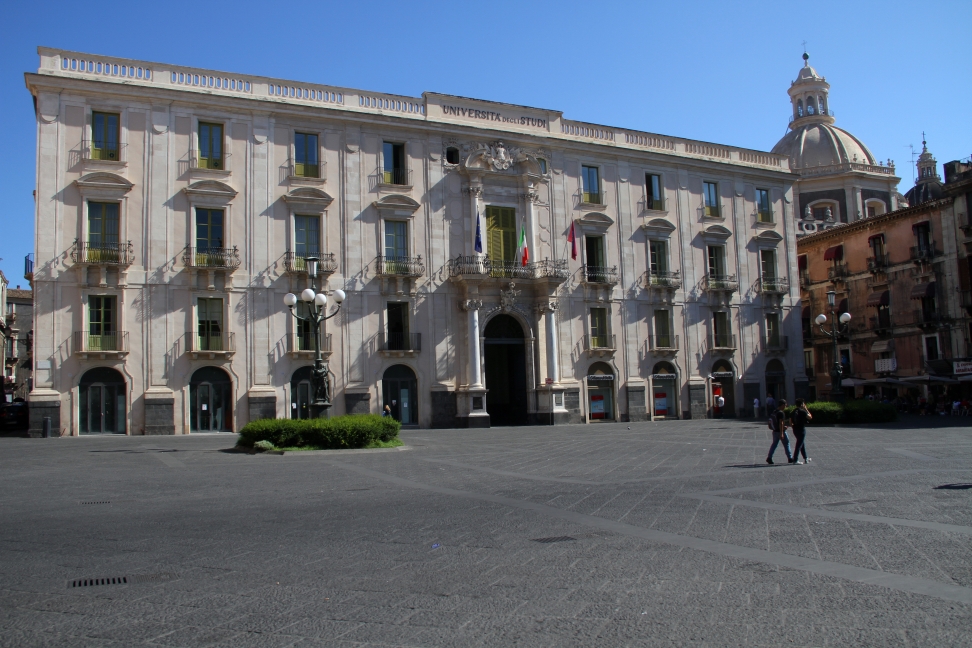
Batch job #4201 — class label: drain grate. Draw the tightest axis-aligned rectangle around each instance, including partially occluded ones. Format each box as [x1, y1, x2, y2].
[531, 536, 576, 544]
[79, 501, 111, 505]
[131, 572, 176, 584]
[823, 499, 877, 506]
[70, 576, 128, 588]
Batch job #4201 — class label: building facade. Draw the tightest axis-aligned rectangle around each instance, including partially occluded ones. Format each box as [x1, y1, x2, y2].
[25, 47, 804, 435]
[5, 288, 33, 402]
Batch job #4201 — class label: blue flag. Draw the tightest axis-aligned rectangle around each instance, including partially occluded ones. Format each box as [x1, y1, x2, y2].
[474, 209, 483, 253]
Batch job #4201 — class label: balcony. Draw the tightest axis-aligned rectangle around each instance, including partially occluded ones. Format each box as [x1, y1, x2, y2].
[756, 210, 774, 224]
[703, 205, 721, 219]
[376, 255, 425, 278]
[869, 315, 892, 335]
[910, 244, 939, 263]
[284, 252, 337, 276]
[582, 265, 619, 285]
[646, 271, 682, 291]
[71, 240, 135, 266]
[376, 167, 412, 189]
[24, 254, 33, 283]
[757, 276, 789, 295]
[707, 334, 737, 352]
[763, 336, 788, 356]
[648, 334, 679, 355]
[701, 274, 738, 293]
[287, 332, 332, 358]
[187, 331, 236, 359]
[913, 309, 945, 329]
[828, 263, 848, 281]
[289, 160, 324, 182]
[799, 269, 811, 289]
[380, 332, 421, 357]
[644, 197, 665, 212]
[73, 331, 129, 358]
[182, 246, 242, 269]
[581, 191, 604, 207]
[533, 259, 570, 281]
[81, 139, 127, 163]
[190, 150, 231, 172]
[584, 334, 616, 357]
[867, 253, 890, 272]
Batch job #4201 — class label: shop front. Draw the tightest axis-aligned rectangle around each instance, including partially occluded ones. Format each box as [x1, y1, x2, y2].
[586, 362, 616, 422]
[650, 361, 679, 420]
[711, 360, 735, 418]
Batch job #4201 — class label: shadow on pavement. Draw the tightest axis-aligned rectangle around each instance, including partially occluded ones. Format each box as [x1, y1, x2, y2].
[934, 483, 972, 490]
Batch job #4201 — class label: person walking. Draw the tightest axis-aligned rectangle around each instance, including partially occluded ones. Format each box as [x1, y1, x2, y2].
[789, 398, 812, 465]
[382, 404, 392, 417]
[766, 399, 791, 465]
[715, 394, 725, 418]
[753, 397, 760, 419]
[765, 394, 776, 414]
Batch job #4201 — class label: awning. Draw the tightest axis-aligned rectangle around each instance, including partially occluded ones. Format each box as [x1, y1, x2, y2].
[838, 298, 848, 313]
[901, 374, 958, 384]
[910, 282, 936, 299]
[870, 340, 893, 353]
[823, 245, 843, 261]
[863, 378, 914, 387]
[959, 375, 972, 382]
[866, 290, 890, 307]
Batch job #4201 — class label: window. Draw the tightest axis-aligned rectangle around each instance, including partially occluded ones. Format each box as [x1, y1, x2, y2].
[765, 312, 781, 347]
[924, 335, 940, 361]
[581, 165, 600, 204]
[756, 188, 772, 222]
[197, 298, 224, 351]
[586, 235, 605, 268]
[707, 245, 726, 277]
[870, 234, 886, 258]
[653, 310, 671, 348]
[839, 348, 851, 374]
[804, 350, 814, 376]
[590, 307, 609, 348]
[88, 202, 119, 261]
[537, 158, 547, 174]
[382, 142, 406, 185]
[649, 240, 668, 275]
[920, 294, 937, 321]
[646, 174, 663, 210]
[812, 203, 836, 221]
[294, 215, 320, 259]
[384, 220, 409, 274]
[797, 99, 803, 117]
[445, 147, 460, 164]
[91, 112, 120, 160]
[296, 304, 315, 351]
[486, 206, 516, 264]
[914, 222, 931, 251]
[88, 296, 116, 350]
[867, 205, 876, 218]
[713, 311, 731, 346]
[877, 303, 891, 329]
[386, 302, 409, 351]
[293, 132, 319, 178]
[198, 122, 224, 169]
[703, 181, 720, 217]
[760, 249, 777, 280]
[196, 208, 224, 251]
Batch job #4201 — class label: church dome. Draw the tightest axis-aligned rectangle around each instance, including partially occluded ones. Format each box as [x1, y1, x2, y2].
[772, 123, 877, 170]
[903, 138, 943, 206]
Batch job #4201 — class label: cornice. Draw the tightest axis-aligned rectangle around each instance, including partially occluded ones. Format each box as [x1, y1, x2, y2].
[796, 197, 954, 248]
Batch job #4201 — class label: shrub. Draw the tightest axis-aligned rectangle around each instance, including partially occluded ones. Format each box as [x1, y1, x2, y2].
[781, 400, 896, 426]
[238, 414, 401, 450]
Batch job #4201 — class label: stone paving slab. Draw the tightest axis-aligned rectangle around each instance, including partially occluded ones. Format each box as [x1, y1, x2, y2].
[1, 419, 971, 646]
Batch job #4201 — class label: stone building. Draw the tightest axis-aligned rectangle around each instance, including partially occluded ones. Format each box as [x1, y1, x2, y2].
[24, 47, 803, 435]
[772, 54, 901, 237]
[5, 287, 33, 401]
[798, 146, 972, 400]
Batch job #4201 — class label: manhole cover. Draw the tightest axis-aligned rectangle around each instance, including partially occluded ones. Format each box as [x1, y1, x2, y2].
[531, 536, 576, 544]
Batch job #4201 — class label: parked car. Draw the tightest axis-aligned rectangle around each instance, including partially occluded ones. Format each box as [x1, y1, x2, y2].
[1, 402, 29, 428]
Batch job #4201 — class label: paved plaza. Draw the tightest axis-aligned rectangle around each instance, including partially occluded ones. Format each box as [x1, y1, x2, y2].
[1, 419, 971, 647]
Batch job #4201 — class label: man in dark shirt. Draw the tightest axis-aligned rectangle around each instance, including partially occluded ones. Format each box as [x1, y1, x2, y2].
[766, 399, 792, 465]
[789, 398, 812, 464]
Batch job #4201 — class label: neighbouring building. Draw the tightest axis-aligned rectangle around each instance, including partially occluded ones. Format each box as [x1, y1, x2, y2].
[5, 287, 33, 402]
[772, 53, 902, 238]
[24, 47, 805, 435]
[798, 144, 972, 401]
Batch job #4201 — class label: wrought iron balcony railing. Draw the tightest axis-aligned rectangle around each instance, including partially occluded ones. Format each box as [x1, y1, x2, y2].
[910, 244, 939, 262]
[284, 252, 337, 275]
[533, 259, 570, 280]
[869, 315, 892, 333]
[447, 256, 569, 282]
[74, 331, 129, 354]
[24, 254, 34, 281]
[645, 197, 665, 211]
[183, 246, 242, 269]
[378, 167, 412, 186]
[81, 139, 127, 162]
[756, 210, 774, 223]
[867, 253, 890, 271]
[828, 263, 848, 280]
[647, 271, 682, 290]
[913, 309, 944, 328]
[287, 332, 332, 354]
[582, 191, 603, 205]
[707, 334, 737, 351]
[377, 255, 425, 277]
[758, 276, 789, 294]
[487, 258, 534, 280]
[799, 269, 811, 289]
[382, 332, 421, 352]
[585, 334, 616, 351]
[71, 239, 135, 266]
[190, 150, 231, 171]
[290, 160, 322, 179]
[704, 205, 721, 218]
[583, 265, 619, 285]
[763, 336, 788, 353]
[188, 331, 236, 354]
[648, 334, 679, 351]
[702, 274, 738, 292]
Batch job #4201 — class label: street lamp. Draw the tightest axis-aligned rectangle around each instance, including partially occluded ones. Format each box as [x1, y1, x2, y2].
[816, 289, 852, 402]
[283, 256, 346, 418]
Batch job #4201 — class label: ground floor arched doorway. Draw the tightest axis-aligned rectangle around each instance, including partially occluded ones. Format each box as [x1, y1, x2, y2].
[765, 359, 787, 403]
[484, 314, 528, 426]
[190, 367, 232, 432]
[79, 367, 126, 434]
[712, 360, 735, 418]
[291, 366, 313, 419]
[383, 364, 417, 425]
[587, 361, 616, 421]
[651, 361, 678, 419]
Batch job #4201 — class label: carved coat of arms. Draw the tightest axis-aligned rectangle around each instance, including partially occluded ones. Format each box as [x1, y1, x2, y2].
[500, 282, 520, 312]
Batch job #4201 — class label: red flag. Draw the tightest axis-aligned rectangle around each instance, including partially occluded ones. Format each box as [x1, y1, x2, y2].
[567, 221, 577, 260]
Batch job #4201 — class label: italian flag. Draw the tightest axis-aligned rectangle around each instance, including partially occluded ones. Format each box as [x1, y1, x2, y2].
[519, 226, 529, 266]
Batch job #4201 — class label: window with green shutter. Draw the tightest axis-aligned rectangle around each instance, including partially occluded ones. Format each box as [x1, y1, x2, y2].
[198, 122, 223, 169]
[88, 296, 116, 350]
[654, 310, 671, 348]
[649, 240, 668, 275]
[582, 166, 601, 204]
[88, 202, 120, 262]
[294, 133, 319, 178]
[91, 112, 120, 160]
[760, 249, 777, 280]
[590, 307, 608, 348]
[294, 215, 320, 260]
[197, 298, 224, 351]
[195, 209, 225, 266]
[486, 206, 516, 264]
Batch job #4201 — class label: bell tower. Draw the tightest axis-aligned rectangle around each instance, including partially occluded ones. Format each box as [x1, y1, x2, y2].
[787, 53, 834, 127]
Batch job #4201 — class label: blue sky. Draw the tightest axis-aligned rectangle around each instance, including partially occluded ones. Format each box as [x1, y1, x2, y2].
[1, 0, 969, 287]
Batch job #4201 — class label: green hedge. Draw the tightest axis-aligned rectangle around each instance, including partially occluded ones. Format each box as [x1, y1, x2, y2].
[782, 400, 897, 425]
[238, 414, 400, 450]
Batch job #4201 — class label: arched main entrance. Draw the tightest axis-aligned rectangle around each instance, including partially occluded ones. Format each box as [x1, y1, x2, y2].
[383, 364, 417, 424]
[651, 361, 678, 419]
[190, 367, 232, 432]
[79, 367, 126, 434]
[711, 360, 735, 418]
[765, 359, 787, 402]
[291, 367, 313, 419]
[587, 361, 616, 421]
[484, 314, 528, 426]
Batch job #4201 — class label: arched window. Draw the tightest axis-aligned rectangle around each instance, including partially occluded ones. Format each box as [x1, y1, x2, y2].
[796, 99, 803, 117]
[818, 96, 826, 115]
[445, 147, 459, 165]
[806, 97, 816, 115]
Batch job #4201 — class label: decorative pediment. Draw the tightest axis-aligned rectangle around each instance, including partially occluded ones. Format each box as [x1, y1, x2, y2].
[373, 193, 421, 217]
[183, 180, 237, 202]
[641, 217, 676, 237]
[754, 230, 783, 243]
[462, 141, 543, 176]
[701, 224, 732, 242]
[74, 172, 133, 197]
[578, 212, 614, 229]
[283, 187, 334, 210]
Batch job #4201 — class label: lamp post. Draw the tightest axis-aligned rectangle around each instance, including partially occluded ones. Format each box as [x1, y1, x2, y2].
[283, 256, 345, 418]
[815, 289, 852, 403]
